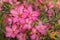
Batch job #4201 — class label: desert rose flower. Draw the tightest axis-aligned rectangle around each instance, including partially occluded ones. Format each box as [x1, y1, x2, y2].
[10, 5, 27, 18]
[6, 24, 19, 38]
[30, 28, 40, 40]
[48, 2, 54, 9]
[17, 33, 27, 40]
[56, 0, 60, 8]
[46, 9, 53, 20]
[27, 5, 39, 21]
[36, 21, 47, 35]
[58, 19, 60, 24]
[22, 18, 33, 30]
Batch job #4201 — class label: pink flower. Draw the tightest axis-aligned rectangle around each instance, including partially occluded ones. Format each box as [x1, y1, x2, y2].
[22, 18, 33, 30]
[12, 17, 19, 23]
[10, 5, 27, 18]
[56, 0, 60, 10]
[5, 2, 41, 39]
[46, 9, 53, 20]
[30, 34, 40, 40]
[6, 24, 19, 38]
[3, 0, 8, 2]
[17, 33, 26, 40]
[30, 28, 37, 34]
[57, 30, 60, 34]
[7, 17, 12, 25]
[30, 28, 40, 40]
[58, 19, 60, 24]
[35, 0, 39, 7]
[27, 5, 39, 21]
[39, 0, 42, 3]
[56, 0, 60, 7]
[19, 18, 26, 24]
[36, 21, 47, 35]
[48, 2, 54, 9]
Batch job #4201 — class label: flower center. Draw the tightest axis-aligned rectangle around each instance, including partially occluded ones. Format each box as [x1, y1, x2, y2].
[29, 13, 32, 17]
[18, 14, 22, 18]
[12, 30, 15, 33]
[40, 27, 42, 30]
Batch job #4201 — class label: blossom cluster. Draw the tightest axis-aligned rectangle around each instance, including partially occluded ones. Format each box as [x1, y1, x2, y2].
[0, 0, 60, 40]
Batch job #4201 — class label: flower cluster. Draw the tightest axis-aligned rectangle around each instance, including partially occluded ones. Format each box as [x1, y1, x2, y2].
[0, 0, 60, 40]
[5, 3, 41, 40]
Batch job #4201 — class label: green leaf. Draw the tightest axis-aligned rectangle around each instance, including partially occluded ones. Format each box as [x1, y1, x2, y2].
[2, 3, 12, 14]
[18, 0, 23, 3]
[53, 0, 57, 4]
[0, 32, 6, 40]
[56, 13, 60, 19]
